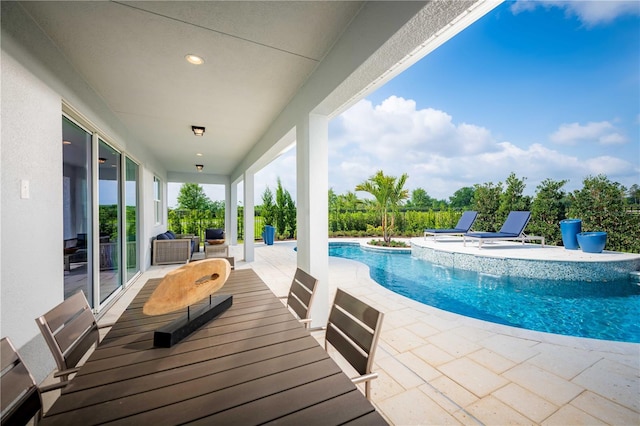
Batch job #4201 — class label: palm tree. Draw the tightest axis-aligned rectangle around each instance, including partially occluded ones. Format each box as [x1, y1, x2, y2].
[356, 170, 409, 243]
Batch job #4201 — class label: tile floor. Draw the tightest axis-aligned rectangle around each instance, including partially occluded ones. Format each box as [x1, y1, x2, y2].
[92, 240, 639, 426]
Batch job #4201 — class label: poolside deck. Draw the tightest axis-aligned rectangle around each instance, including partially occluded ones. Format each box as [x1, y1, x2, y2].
[46, 240, 639, 425]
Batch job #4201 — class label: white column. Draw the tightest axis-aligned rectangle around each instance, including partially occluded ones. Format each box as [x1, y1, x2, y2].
[296, 113, 329, 326]
[229, 181, 238, 245]
[224, 181, 230, 242]
[243, 171, 255, 262]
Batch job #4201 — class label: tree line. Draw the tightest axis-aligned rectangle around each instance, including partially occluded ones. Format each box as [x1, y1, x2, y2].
[168, 173, 639, 253]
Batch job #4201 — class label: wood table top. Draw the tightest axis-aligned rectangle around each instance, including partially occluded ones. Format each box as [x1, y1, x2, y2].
[42, 268, 387, 425]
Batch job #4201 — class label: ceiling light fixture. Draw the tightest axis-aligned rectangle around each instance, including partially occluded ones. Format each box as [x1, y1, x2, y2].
[192, 126, 205, 136]
[196, 153, 203, 157]
[63, 140, 71, 145]
[185, 54, 205, 65]
[98, 157, 107, 164]
[195, 164, 204, 172]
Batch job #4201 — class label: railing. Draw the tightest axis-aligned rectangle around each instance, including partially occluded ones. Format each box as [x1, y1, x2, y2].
[169, 211, 267, 241]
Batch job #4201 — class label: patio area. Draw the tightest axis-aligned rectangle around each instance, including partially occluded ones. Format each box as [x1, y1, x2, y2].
[72, 241, 639, 425]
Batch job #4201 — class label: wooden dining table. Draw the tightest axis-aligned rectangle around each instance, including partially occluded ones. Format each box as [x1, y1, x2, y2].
[42, 268, 387, 425]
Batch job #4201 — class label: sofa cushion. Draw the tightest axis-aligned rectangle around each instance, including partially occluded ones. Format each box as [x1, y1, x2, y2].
[166, 230, 176, 239]
[206, 229, 224, 240]
[156, 232, 170, 240]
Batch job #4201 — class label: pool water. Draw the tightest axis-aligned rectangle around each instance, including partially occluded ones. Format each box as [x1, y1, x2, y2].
[329, 243, 640, 343]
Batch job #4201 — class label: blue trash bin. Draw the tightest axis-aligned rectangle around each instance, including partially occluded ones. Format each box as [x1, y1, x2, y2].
[263, 225, 275, 245]
[560, 219, 581, 250]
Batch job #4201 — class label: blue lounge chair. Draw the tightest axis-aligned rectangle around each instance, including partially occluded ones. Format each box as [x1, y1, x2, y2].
[424, 211, 478, 241]
[463, 211, 544, 248]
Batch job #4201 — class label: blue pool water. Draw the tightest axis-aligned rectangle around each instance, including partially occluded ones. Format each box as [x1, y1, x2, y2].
[329, 243, 640, 343]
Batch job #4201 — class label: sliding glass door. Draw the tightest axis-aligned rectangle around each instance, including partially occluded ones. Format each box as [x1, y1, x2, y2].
[98, 140, 122, 303]
[62, 117, 93, 303]
[125, 157, 139, 283]
[63, 114, 140, 310]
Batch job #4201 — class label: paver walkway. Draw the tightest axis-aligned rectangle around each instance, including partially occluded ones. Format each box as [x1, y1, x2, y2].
[97, 240, 639, 425]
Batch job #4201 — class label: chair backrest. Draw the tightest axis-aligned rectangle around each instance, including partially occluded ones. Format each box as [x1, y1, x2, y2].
[286, 268, 318, 322]
[35, 291, 100, 377]
[205, 228, 225, 240]
[1, 337, 42, 426]
[455, 211, 478, 231]
[325, 289, 384, 377]
[499, 211, 531, 235]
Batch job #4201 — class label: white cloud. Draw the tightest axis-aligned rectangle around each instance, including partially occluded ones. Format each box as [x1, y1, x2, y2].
[549, 121, 627, 145]
[511, 0, 640, 27]
[327, 97, 638, 199]
[245, 96, 637, 204]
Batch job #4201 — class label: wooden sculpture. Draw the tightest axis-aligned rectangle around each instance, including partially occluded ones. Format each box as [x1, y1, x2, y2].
[143, 258, 231, 315]
[143, 258, 233, 347]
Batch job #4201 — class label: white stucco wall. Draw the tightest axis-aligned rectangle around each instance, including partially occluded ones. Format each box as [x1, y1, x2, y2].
[1, 50, 63, 381]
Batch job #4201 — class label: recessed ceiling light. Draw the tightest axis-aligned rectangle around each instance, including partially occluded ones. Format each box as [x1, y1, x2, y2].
[63, 140, 72, 145]
[185, 54, 205, 65]
[191, 125, 205, 136]
[196, 153, 203, 157]
[195, 164, 204, 172]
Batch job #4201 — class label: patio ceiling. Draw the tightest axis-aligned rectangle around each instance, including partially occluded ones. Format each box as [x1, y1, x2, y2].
[20, 1, 364, 176]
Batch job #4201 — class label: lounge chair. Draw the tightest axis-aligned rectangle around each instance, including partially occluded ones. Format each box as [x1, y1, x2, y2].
[463, 211, 544, 248]
[424, 211, 478, 241]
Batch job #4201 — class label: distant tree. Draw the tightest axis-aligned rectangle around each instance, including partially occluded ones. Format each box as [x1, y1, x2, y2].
[628, 184, 640, 205]
[339, 191, 362, 211]
[176, 183, 211, 211]
[472, 181, 503, 232]
[356, 170, 409, 243]
[529, 179, 568, 245]
[275, 178, 287, 237]
[498, 172, 531, 226]
[449, 187, 475, 209]
[283, 190, 297, 238]
[261, 187, 276, 226]
[406, 188, 432, 210]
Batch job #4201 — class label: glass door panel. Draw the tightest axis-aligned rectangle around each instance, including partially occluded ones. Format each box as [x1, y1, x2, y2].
[62, 117, 93, 304]
[125, 157, 139, 283]
[98, 140, 122, 302]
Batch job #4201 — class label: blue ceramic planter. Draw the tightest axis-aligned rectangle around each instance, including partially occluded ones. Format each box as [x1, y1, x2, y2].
[560, 219, 582, 250]
[577, 232, 607, 253]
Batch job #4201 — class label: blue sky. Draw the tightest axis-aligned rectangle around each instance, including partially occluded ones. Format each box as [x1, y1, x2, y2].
[170, 0, 639, 206]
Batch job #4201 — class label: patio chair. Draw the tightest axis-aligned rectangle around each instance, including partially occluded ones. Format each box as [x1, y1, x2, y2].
[204, 228, 229, 258]
[463, 211, 542, 248]
[152, 231, 194, 265]
[35, 291, 114, 383]
[424, 211, 478, 241]
[313, 289, 384, 400]
[1, 337, 69, 425]
[279, 268, 318, 328]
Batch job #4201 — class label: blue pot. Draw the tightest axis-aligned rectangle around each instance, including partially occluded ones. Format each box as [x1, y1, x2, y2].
[263, 225, 275, 245]
[577, 232, 607, 253]
[559, 219, 582, 250]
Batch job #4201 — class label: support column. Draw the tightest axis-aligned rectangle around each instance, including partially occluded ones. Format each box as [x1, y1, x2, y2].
[229, 181, 238, 245]
[296, 113, 329, 326]
[224, 180, 231, 243]
[243, 172, 255, 262]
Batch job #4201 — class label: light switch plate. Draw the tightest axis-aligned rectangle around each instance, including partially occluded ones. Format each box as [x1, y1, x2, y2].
[21, 180, 29, 199]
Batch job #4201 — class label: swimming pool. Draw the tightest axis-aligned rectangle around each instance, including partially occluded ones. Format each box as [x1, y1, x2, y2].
[329, 243, 640, 343]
